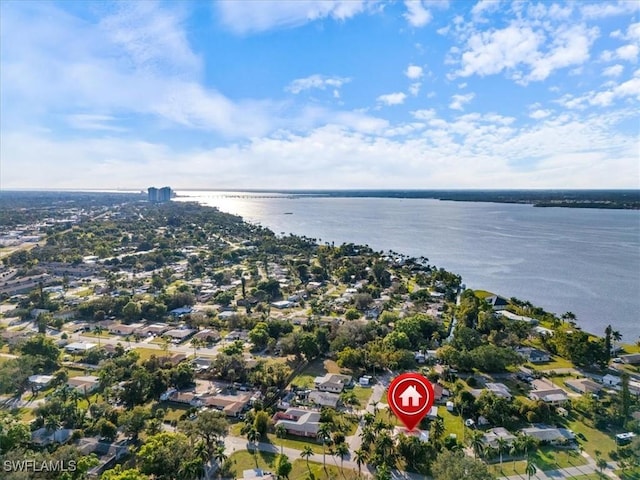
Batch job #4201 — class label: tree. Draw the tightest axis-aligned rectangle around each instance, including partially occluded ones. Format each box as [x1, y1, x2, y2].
[596, 457, 608, 475]
[496, 436, 508, 467]
[318, 422, 333, 470]
[119, 406, 152, 442]
[354, 448, 368, 478]
[275, 424, 287, 455]
[431, 450, 493, 480]
[301, 445, 314, 473]
[469, 430, 485, 459]
[334, 442, 350, 471]
[101, 466, 150, 480]
[137, 432, 193, 480]
[525, 459, 537, 480]
[253, 410, 270, 439]
[179, 409, 228, 457]
[275, 453, 292, 480]
[123, 301, 142, 322]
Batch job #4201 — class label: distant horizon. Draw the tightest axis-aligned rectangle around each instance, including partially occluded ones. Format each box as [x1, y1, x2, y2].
[2, 187, 640, 193]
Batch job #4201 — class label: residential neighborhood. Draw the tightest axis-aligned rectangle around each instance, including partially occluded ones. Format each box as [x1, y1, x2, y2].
[0, 193, 638, 480]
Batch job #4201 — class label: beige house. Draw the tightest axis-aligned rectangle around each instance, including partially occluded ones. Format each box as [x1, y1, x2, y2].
[273, 408, 321, 438]
[314, 374, 352, 393]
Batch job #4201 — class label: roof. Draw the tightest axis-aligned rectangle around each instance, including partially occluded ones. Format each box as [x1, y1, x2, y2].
[565, 378, 601, 393]
[620, 353, 640, 364]
[308, 391, 340, 407]
[314, 373, 352, 386]
[275, 409, 321, 435]
[521, 426, 575, 442]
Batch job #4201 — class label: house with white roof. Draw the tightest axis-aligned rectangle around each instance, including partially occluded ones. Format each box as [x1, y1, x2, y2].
[273, 408, 321, 438]
[314, 374, 352, 393]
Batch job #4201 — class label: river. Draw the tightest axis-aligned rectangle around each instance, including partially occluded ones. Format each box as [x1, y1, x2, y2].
[176, 191, 640, 342]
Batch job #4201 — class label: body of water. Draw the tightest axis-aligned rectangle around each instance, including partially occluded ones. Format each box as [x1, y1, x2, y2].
[177, 191, 640, 342]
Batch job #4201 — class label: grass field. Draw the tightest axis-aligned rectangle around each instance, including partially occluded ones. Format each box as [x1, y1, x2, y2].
[266, 433, 326, 454]
[227, 450, 360, 480]
[351, 386, 372, 406]
[560, 414, 617, 460]
[290, 359, 343, 389]
[487, 448, 587, 475]
[133, 347, 163, 362]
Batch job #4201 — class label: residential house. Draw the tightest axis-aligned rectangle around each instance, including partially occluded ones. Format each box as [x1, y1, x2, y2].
[602, 374, 621, 387]
[529, 388, 569, 406]
[243, 469, 275, 480]
[77, 438, 130, 478]
[501, 311, 537, 324]
[308, 391, 340, 408]
[192, 328, 221, 343]
[314, 374, 352, 393]
[164, 328, 196, 343]
[67, 375, 100, 395]
[108, 322, 144, 336]
[485, 295, 509, 311]
[65, 342, 97, 353]
[201, 392, 253, 417]
[140, 323, 170, 337]
[273, 408, 321, 438]
[565, 378, 602, 395]
[520, 426, 575, 445]
[516, 347, 551, 363]
[28, 375, 54, 390]
[620, 353, 640, 365]
[471, 382, 512, 400]
[31, 428, 74, 447]
[483, 427, 517, 449]
[393, 426, 429, 443]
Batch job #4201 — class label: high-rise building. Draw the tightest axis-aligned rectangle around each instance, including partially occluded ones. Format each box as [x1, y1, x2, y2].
[158, 186, 172, 203]
[147, 186, 171, 203]
[147, 187, 158, 203]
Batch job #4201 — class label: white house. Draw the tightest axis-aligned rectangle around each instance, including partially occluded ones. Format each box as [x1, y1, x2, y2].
[602, 374, 621, 387]
[314, 374, 352, 393]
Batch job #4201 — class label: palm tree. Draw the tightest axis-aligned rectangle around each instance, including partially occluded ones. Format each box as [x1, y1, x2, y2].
[520, 434, 537, 459]
[179, 458, 205, 480]
[94, 325, 104, 346]
[430, 417, 445, 446]
[275, 424, 287, 455]
[469, 430, 485, 459]
[190, 337, 202, 358]
[301, 446, 314, 473]
[496, 437, 508, 467]
[369, 400, 380, 416]
[195, 441, 210, 464]
[318, 422, 333, 471]
[596, 457, 608, 475]
[354, 448, 367, 478]
[360, 426, 375, 451]
[213, 445, 227, 473]
[525, 459, 537, 480]
[509, 443, 519, 472]
[45, 415, 61, 433]
[611, 330, 622, 355]
[334, 442, 349, 472]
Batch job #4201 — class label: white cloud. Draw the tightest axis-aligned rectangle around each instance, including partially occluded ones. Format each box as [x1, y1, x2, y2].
[409, 82, 422, 96]
[616, 44, 639, 62]
[67, 114, 125, 131]
[453, 22, 598, 84]
[404, 0, 432, 27]
[4, 109, 637, 189]
[216, 0, 366, 34]
[405, 64, 424, 79]
[529, 109, 551, 120]
[286, 74, 351, 94]
[377, 92, 407, 106]
[581, 1, 640, 19]
[449, 93, 475, 110]
[471, 0, 502, 21]
[603, 64, 624, 77]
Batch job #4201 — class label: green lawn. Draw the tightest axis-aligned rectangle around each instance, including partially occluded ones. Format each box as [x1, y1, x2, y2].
[529, 355, 576, 371]
[561, 414, 617, 460]
[617, 467, 640, 480]
[351, 386, 372, 406]
[290, 359, 343, 389]
[133, 347, 163, 362]
[154, 403, 192, 423]
[473, 290, 495, 300]
[439, 407, 465, 441]
[227, 450, 360, 480]
[266, 433, 326, 454]
[488, 448, 587, 475]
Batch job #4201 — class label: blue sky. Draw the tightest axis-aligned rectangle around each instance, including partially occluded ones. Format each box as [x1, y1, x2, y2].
[1, 0, 639, 189]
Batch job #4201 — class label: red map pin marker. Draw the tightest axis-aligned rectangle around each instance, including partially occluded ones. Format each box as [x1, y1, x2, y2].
[387, 372, 435, 432]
